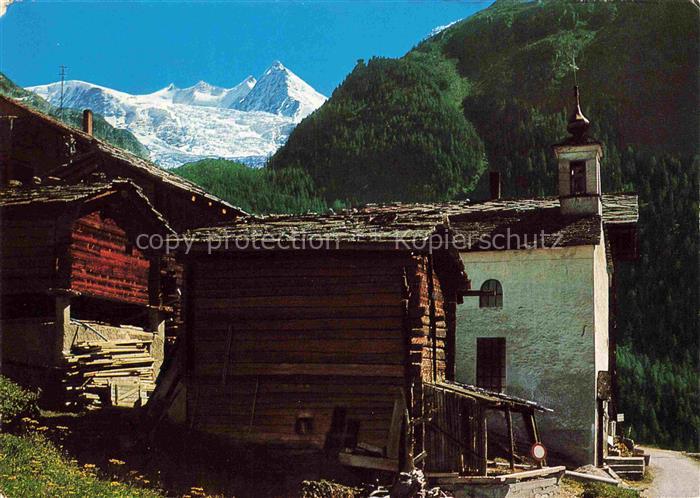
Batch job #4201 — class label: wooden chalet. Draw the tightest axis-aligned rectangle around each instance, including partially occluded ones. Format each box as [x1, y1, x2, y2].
[0, 95, 246, 232]
[164, 206, 552, 476]
[0, 180, 174, 409]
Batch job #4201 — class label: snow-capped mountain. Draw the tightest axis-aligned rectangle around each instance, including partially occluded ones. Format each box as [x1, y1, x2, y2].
[27, 62, 326, 168]
[170, 77, 256, 108]
[234, 61, 326, 120]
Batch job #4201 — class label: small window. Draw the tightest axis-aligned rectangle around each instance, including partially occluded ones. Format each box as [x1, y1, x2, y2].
[570, 160, 587, 195]
[476, 338, 506, 392]
[479, 279, 503, 308]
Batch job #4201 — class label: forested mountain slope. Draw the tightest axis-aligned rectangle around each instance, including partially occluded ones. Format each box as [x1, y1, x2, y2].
[269, 0, 699, 450]
[173, 159, 329, 215]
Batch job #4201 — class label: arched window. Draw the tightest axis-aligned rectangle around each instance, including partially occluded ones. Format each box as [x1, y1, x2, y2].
[479, 279, 503, 308]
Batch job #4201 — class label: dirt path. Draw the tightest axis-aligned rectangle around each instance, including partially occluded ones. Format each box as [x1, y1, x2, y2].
[639, 447, 700, 498]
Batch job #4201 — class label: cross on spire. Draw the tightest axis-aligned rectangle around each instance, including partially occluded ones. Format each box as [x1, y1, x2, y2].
[571, 53, 579, 86]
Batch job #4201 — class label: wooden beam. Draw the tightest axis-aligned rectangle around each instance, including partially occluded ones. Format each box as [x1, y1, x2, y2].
[505, 407, 516, 471]
[338, 452, 399, 472]
[479, 410, 488, 476]
[523, 412, 547, 468]
[387, 391, 405, 460]
[202, 363, 404, 377]
[463, 290, 496, 297]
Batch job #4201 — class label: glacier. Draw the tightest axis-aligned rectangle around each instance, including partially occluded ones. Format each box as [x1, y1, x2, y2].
[28, 62, 326, 169]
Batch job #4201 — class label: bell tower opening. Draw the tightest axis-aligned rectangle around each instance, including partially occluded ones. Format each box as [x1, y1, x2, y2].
[553, 86, 603, 216]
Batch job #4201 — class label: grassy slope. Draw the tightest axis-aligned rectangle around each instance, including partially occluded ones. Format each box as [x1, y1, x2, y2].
[0, 376, 161, 498]
[0, 433, 163, 498]
[0, 73, 150, 159]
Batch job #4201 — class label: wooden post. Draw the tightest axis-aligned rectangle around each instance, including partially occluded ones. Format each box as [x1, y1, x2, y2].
[387, 390, 405, 460]
[459, 398, 470, 475]
[55, 293, 71, 362]
[426, 255, 437, 382]
[148, 307, 166, 373]
[479, 409, 488, 475]
[446, 300, 457, 381]
[505, 407, 516, 471]
[529, 412, 546, 468]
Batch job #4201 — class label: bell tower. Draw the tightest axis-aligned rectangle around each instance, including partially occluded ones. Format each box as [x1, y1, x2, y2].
[553, 86, 603, 216]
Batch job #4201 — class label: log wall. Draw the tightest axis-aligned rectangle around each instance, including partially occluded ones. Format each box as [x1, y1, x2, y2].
[406, 256, 448, 383]
[0, 216, 60, 295]
[70, 211, 150, 305]
[185, 251, 454, 449]
[0, 101, 85, 185]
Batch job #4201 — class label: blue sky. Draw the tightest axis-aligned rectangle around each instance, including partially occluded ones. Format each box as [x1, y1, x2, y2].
[0, 1, 492, 96]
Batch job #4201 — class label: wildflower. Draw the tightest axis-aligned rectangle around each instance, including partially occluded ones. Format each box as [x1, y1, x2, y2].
[83, 463, 96, 469]
[36, 426, 49, 431]
[110, 481, 120, 487]
[108, 458, 125, 465]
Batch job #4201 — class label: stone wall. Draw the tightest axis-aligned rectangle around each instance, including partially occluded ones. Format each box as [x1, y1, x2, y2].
[593, 230, 610, 463]
[455, 245, 605, 465]
[0, 318, 64, 405]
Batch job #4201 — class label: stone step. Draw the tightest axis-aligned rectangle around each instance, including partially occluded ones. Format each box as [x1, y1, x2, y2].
[608, 464, 645, 472]
[614, 471, 644, 481]
[605, 456, 645, 463]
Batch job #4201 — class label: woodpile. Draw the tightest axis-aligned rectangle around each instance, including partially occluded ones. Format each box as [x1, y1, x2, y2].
[63, 338, 156, 410]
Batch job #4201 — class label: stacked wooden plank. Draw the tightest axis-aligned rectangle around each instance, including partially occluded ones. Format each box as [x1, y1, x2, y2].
[603, 456, 645, 480]
[63, 338, 156, 409]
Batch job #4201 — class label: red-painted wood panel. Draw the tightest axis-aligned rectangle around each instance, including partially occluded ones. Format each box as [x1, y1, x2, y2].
[70, 211, 150, 305]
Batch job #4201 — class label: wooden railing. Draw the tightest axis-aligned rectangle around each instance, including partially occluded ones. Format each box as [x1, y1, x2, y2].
[423, 382, 488, 475]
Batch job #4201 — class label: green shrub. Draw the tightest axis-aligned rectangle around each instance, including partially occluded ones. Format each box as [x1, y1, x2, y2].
[0, 376, 37, 424]
[300, 479, 361, 498]
[582, 482, 639, 498]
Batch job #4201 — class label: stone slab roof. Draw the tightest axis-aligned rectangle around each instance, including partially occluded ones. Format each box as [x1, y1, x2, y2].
[178, 203, 451, 251]
[176, 193, 637, 252]
[0, 179, 174, 233]
[445, 193, 638, 250]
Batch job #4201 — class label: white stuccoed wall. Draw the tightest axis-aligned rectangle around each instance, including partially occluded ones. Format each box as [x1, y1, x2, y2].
[456, 242, 609, 465]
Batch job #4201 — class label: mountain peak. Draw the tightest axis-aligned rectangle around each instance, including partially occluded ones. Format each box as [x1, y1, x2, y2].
[232, 61, 326, 121]
[192, 80, 214, 89]
[267, 60, 286, 73]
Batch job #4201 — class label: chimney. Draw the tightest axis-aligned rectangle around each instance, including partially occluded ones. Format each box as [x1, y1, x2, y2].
[82, 109, 93, 136]
[489, 171, 501, 200]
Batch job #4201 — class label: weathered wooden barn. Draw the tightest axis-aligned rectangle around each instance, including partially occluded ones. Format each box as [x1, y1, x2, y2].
[0, 95, 246, 232]
[164, 207, 553, 476]
[0, 94, 248, 342]
[0, 180, 174, 408]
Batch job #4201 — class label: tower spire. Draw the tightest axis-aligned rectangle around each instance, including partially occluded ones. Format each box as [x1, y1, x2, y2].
[566, 85, 590, 142]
